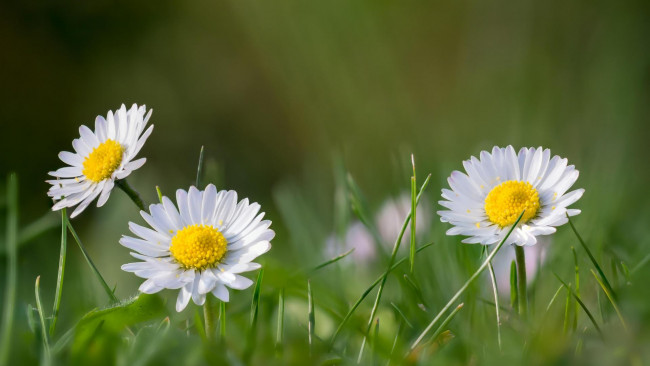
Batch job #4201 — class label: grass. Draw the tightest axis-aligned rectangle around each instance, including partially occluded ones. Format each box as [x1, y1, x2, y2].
[1, 151, 648, 366]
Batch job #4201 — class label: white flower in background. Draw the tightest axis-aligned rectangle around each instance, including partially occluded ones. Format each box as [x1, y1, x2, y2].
[47, 104, 153, 218]
[490, 237, 550, 297]
[325, 193, 431, 264]
[438, 146, 584, 246]
[376, 193, 431, 246]
[325, 221, 377, 263]
[120, 184, 273, 312]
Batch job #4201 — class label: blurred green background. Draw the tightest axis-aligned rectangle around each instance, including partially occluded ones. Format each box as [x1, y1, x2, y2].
[1, 0, 650, 364]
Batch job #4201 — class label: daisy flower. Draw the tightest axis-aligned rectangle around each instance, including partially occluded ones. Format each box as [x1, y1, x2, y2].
[47, 104, 153, 218]
[438, 146, 584, 246]
[120, 184, 274, 312]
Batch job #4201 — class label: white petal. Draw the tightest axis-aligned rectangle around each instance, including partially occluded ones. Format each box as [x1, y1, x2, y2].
[176, 284, 192, 312]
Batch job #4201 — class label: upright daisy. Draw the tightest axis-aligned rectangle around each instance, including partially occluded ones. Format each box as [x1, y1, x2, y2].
[120, 184, 273, 312]
[438, 146, 584, 246]
[47, 104, 153, 218]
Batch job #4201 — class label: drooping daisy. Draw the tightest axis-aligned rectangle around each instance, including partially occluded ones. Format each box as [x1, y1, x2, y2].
[120, 184, 273, 312]
[47, 104, 153, 218]
[438, 146, 584, 246]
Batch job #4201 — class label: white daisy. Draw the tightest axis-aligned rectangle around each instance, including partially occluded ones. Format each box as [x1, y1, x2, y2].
[438, 146, 584, 246]
[120, 184, 274, 312]
[47, 104, 153, 218]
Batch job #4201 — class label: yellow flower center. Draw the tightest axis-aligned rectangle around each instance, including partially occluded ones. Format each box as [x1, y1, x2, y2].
[82, 139, 124, 182]
[484, 180, 540, 227]
[169, 224, 228, 270]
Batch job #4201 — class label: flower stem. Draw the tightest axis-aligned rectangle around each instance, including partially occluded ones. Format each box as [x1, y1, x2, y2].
[116, 179, 146, 211]
[49, 208, 68, 337]
[204, 296, 216, 341]
[515, 245, 528, 317]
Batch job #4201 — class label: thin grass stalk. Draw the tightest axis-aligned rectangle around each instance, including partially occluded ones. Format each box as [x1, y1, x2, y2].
[409, 155, 417, 273]
[487, 260, 502, 350]
[357, 174, 431, 360]
[308, 280, 315, 357]
[554, 273, 603, 338]
[0, 173, 18, 365]
[566, 214, 615, 299]
[410, 211, 525, 351]
[563, 284, 572, 334]
[591, 269, 628, 332]
[50, 208, 68, 337]
[35, 276, 51, 363]
[275, 288, 285, 354]
[572, 247, 580, 331]
[329, 242, 435, 347]
[66, 219, 117, 302]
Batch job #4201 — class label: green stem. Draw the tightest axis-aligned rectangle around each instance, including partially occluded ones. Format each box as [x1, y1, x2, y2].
[515, 245, 528, 317]
[49, 209, 68, 337]
[204, 296, 215, 341]
[115, 179, 146, 211]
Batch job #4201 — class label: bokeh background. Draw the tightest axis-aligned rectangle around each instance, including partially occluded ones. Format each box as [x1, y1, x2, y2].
[1, 0, 650, 364]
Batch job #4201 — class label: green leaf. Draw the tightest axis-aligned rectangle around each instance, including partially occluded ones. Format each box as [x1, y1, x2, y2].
[67, 294, 165, 355]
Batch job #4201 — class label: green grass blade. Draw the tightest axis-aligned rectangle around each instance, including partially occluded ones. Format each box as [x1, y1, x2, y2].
[50, 208, 68, 337]
[487, 260, 502, 350]
[429, 303, 464, 345]
[329, 242, 435, 346]
[244, 269, 264, 364]
[193, 308, 207, 342]
[310, 248, 355, 272]
[250, 269, 264, 327]
[372, 318, 380, 366]
[572, 247, 580, 331]
[66, 219, 118, 303]
[308, 280, 315, 357]
[567, 214, 616, 299]
[591, 269, 628, 332]
[276, 288, 285, 353]
[554, 273, 603, 338]
[387, 322, 403, 366]
[409, 211, 524, 351]
[402, 274, 427, 309]
[35, 276, 51, 362]
[563, 283, 572, 334]
[407, 303, 465, 359]
[545, 284, 565, 313]
[357, 174, 432, 360]
[631, 253, 650, 274]
[0, 173, 18, 365]
[409, 155, 417, 273]
[196, 145, 205, 188]
[390, 302, 413, 329]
